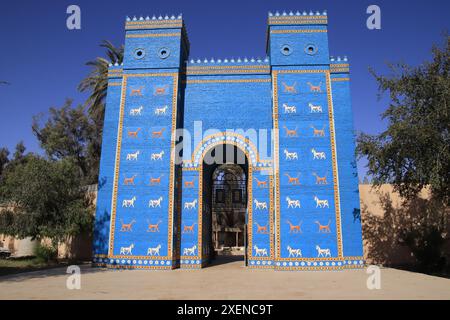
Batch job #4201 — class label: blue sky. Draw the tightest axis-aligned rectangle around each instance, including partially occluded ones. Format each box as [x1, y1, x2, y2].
[0, 0, 449, 179]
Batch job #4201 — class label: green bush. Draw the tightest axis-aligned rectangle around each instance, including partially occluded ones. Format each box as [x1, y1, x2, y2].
[34, 244, 57, 263]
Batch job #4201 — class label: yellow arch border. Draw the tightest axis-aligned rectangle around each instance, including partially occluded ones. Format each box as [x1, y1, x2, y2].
[187, 132, 272, 166]
[180, 138, 274, 266]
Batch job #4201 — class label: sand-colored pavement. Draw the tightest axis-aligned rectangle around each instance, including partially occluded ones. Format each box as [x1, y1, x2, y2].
[1, 258, 449, 300]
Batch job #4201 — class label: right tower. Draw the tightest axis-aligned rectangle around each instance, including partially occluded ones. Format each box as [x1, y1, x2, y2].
[268, 11, 364, 270]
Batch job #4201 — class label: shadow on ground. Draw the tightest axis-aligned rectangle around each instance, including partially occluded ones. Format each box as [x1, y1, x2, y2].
[207, 255, 245, 268]
[0, 263, 106, 283]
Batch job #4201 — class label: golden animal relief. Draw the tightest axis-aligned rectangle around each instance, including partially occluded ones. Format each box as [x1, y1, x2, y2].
[127, 128, 141, 138]
[311, 125, 325, 137]
[283, 126, 298, 137]
[282, 82, 298, 94]
[254, 177, 268, 188]
[151, 128, 165, 139]
[307, 82, 322, 93]
[184, 179, 196, 188]
[284, 173, 300, 185]
[312, 172, 328, 185]
[120, 219, 136, 232]
[130, 86, 144, 96]
[183, 223, 197, 233]
[123, 175, 137, 185]
[147, 220, 162, 233]
[315, 220, 331, 233]
[255, 223, 269, 234]
[286, 220, 302, 233]
[154, 85, 169, 95]
[149, 175, 163, 186]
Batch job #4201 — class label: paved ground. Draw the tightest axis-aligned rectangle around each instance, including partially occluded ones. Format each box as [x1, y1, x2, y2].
[1, 257, 450, 300]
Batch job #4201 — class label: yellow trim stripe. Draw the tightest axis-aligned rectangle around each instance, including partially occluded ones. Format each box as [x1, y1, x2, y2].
[270, 29, 327, 34]
[126, 33, 181, 38]
[185, 78, 271, 84]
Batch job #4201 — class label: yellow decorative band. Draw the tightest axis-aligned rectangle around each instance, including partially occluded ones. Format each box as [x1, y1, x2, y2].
[108, 74, 123, 78]
[185, 78, 271, 84]
[270, 15, 327, 20]
[331, 64, 349, 67]
[270, 29, 327, 34]
[126, 19, 182, 25]
[125, 24, 183, 30]
[186, 65, 269, 70]
[274, 265, 364, 271]
[182, 167, 199, 171]
[331, 68, 350, 73]
[269, 17, 328, 25]
[270, 20, 328, 25]
[331, 78, 350, 82]
[126, 33, 181, 38]
[185, 69, 270, 75]
[277, 69, 327, 74]
[124, 72, 177, 78]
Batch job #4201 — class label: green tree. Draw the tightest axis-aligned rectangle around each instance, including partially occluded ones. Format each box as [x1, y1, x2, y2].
[32, 99, 97, 184]
[13, 141, 26, 162]
[0, 155, 93, 245]
[357, 36, 450, 205]
[357, 35, 450, 272]
[0, 147, 9, 177]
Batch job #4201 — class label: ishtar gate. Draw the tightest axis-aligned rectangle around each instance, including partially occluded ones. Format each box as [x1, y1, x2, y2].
[92, 10, 365, 271]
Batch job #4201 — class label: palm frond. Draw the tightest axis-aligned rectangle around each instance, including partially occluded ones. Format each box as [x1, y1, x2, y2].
[78, 42, 123, 119]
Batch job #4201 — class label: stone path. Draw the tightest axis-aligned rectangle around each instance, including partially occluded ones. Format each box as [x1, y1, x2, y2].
[1, 258, 449, 299]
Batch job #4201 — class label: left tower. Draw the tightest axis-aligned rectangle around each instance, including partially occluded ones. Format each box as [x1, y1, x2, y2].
[93, 15, 189, 269]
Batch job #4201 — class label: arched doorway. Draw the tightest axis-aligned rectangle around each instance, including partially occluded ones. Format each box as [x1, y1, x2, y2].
[202, 144, 249, 265]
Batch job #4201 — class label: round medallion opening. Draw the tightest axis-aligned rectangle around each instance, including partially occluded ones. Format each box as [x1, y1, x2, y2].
[134, 48, 146, 59]
[305, 44, 318, 55]
[158, 47, 170, 59]
[280, 44, 292, 56]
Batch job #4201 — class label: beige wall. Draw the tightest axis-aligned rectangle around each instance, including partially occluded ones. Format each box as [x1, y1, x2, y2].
[360, 184, 450, 266]
[3, 185, 449, 265]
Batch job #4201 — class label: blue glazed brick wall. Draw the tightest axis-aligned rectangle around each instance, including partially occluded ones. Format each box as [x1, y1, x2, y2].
[273, 68, 340, 263]
[269, 26, 330, 66]
[93, 17, 187, 268]
[93, 77, 122, 259]
[93, 12, 365, 270]
[180, 72, 274, 267]
[111, 72, 176, 262]
[124, 29, 182, 70]
[331, 74, 364, 258]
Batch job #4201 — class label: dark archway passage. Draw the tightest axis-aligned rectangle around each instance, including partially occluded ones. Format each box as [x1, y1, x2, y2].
[202, 144, 249, 266]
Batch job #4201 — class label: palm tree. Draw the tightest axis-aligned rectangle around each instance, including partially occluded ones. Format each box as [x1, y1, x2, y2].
[78, 41, 123, 182]
[78, 40, 123, 124]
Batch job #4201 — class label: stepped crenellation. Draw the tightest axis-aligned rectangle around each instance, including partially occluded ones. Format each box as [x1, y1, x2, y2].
[186, 57, 270, 65]
[108, 62, 124, 68]
[330, 56, 349, 63]
[126, 14, 183, 22]
[268, 10, 327, 17]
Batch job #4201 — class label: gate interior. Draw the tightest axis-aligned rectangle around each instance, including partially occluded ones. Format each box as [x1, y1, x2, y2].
[202, 145, 248, 264]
